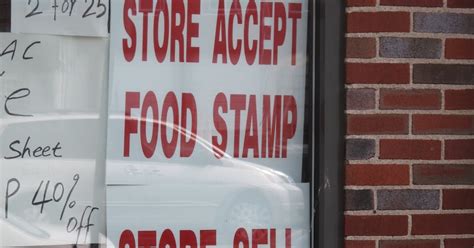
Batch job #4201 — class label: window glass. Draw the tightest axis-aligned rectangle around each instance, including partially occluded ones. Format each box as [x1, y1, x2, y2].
[106, 0, 312, 247]
[1, 0, 313, 247]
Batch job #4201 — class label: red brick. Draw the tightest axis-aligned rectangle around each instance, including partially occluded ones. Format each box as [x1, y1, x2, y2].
[345, 215, 408, 236]
[443, 189, 474, 209]
[347, 37, 377, 58]
[346, 63, 410, 84]
[347, 12, 411, 33]
[346, 164, 410, 186]
[448, 0, 474, 8]
[445, 139, 474, 160]
[380, 140, 441, 160]
[380, 89, 441, 110]
[347, 88, 376, 110]
[381, 0, 443, 7]
[347, 0, 377, 6]
[347, 114, 409, 135]
[345, 240, 376, 248]
[445, 89, 474, 110]
[379, 240, 440, 248]
[412, 115, 474, 135]
[412, 214, 474, 235]
[445, 239, 474, 248]
[413, 164, 474, 185]
[413, 64, 474, 85]
[446, 39, 474, 59]
[0, 1, 10, 18]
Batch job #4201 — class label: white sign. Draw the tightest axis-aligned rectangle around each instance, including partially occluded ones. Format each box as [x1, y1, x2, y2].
[106, 0, 310, 247]
[11, 0, 109, 37]
[107, 0, 309, 184]
[0, 33, 108, 246]
[107, 183, 311, 248]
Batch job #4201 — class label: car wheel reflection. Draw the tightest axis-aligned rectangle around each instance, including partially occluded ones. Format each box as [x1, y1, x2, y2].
[226, 198, 271, 229]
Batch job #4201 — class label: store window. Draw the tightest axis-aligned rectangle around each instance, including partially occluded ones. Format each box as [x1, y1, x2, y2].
[1, 0, 347, 247]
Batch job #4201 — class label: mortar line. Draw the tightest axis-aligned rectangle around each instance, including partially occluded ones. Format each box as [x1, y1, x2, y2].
[374, 188, 378, 212]
[441, 89, 446, 111]
[408, 214, 412, 236]
[441, 139, 446, 161]
[345, 185, 474, 190]
[346, 234, 474, 240]
[346, 7, 473, 13]
[375, 88, 380, 110]
[346, 109, 474, 115]
[346, 32, 474, 39]
[346, 58, 474, 64]
[439, 189, 443, 210]
[345, 209, 474, 215]
[346, 84, 474, 90]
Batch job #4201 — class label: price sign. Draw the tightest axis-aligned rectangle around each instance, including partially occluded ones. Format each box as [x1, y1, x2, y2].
[0, 33, 108, 246]
[11, 0, 109, 37]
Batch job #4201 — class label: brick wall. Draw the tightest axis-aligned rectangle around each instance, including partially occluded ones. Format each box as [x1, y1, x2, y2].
[345, 0, 474, 248]
[0, 0, 10, 32]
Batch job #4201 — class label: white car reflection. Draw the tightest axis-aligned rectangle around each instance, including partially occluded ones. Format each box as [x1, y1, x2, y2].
[0, 114, 310, 247]
[107, 119, 310, 243]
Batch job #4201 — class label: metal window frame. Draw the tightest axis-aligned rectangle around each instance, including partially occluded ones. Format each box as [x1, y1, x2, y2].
[313, 0, 346, 247]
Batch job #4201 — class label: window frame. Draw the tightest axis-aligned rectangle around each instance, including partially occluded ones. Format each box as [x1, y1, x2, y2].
[313, 0, 346, 247]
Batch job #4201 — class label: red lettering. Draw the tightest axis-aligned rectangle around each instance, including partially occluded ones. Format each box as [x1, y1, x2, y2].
[212, 93, 228, 158]
[180, 230, 197, 248]
[282, 96, 297, 158]
[270, 229, 276, 248]
[161, 92, 179, 158]
[252, 229, 268, 248]
[120, 228, 287, 248]
[119, 230, 136, 248]
[200, 230, 216, 248]
[213, 0, 227, 64]
[186, 0, 200, 62]
[124, 0, 300, 65]
[211, 94, 297, 159]
[228, 0, 242, 65]
[139, 0, 153, 61]
[233, 228, 249, 248]
[244, 0, 257, 65]
[261, 95, 281, 158]
[159, 229, 177, 248]
[242, 95, 259, 158]
[180, 93, 197, 157]
[230, 94, 246, 158]
[138, 231, 156, 248]
[153, 0, 169, 62]
[123, 0, 137, 62]
[285, 229, 291, 248]
[140, 91, 159, 158]
[124, 92, 140, 157]
[258, 2, 272, 65]
[124, 91, 198, 158]
[171, 0, 185, 62]
[288, 3, 302, 65]
[273, 2, 286, 65]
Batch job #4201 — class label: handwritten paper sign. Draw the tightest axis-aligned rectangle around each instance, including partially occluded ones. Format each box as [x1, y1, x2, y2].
[11, 0, 109, 37]
[0, 33, 108, 246]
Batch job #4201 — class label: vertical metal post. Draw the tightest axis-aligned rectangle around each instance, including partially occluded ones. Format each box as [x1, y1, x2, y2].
[314, 0, 346, 247]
